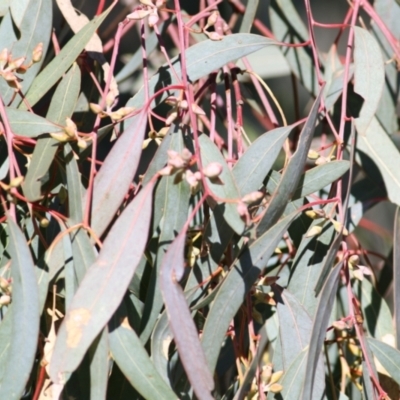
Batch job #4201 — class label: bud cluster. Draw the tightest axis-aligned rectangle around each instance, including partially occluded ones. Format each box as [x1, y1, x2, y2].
[305, 208, 349, 238]
[50, 117, 89, 149]
[126, 0, 166, 28]
[0, 43, 43, 91]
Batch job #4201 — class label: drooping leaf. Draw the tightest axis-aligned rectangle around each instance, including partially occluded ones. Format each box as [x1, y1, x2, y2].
[21, 5, 112, 109]
[49, 181, 155, 383]
[126, 33, 277, 111]
[301, 262, 342, 400]
[0, 218, 39, 400]
[88, 110, 148, 237]
[199, 133, 245, 235]
[239, 0, 259, 33]
[353, 26, 385, 135]
[160, 231, 214, 400]
[202, 212, 298, 373]
[22, 62, 81, 202]
[109, 303, 177, 400]
[256, 88, 323, 236]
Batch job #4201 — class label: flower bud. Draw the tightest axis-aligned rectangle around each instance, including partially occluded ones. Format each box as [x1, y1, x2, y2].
[181, 148, 192, 162]
[148, 9, 159, 27]
[0, 295, 11, 306]
[203, 162, 223, 179]
[206, 11, 219, 29]
[9, 176, 24, 188]
[127, 9, 152, 20]
[205, 31, 223, 41]
[89, 103, 103, 114]
[0, 48, 9, 69]
[307, 149, 319, 159]
[305, 225, 322, 238]
[241, 191, 264, 205]
[64, 117, 77, 139]
[8, 56, 26, 71]
[32, 43, 43, 63]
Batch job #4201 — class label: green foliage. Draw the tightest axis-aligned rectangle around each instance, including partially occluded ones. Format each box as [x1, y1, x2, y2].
[0, 0, 399, 399]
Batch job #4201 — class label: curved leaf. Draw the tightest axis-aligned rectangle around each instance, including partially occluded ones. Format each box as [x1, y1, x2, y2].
[0, 219, 39, 399]
[89, 110, 148, 237]
[368, 337, 400, 386]
[49, 181, 155, 383]
[356, 117, 400, 207]
[109, 306, 176, 400]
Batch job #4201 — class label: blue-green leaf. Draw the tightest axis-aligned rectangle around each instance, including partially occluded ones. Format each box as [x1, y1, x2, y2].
[0, 219, 39, 399]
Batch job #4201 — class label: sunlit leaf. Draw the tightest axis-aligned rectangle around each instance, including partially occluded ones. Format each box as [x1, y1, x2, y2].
[49, 181, 155, 383]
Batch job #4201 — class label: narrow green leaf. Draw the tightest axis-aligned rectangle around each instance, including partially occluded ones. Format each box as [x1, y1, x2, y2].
[109, 304, 177, 400]
[275, 347, 308, 399]
[0, 0, 52, 106]
[202, 212, 298, 373]
[0, 307, 12, 382]
[368, 338, 400, 386]
[353, 26, 385, 135]
[22, 62, 81, 202]
[276, 289, 312, 368]
[64, 143, 85, 224]
[88, 329, 109, 400]
[288, 210, 336, 316]
[0, 219, 39, 399]
[232, 123, 299, 195]
[126, 33, 277, 111]
[89, 110, 148, 237]
[21, 5, 112, 109]
[256, 88, 323, 236]
[151, 311, 172, 384]
[199, 133, 245, 235]
[160, 231, 214, 400]
[301, 262, 342, 400]
[5, 109, 63, 137]
[356, 117, 400, 206]
[395, 207, 400, 348]
[49, 181, 155, 383]
[239, 0, 259, 33]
